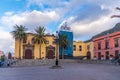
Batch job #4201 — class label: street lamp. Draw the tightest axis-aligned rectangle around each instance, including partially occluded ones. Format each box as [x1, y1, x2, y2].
[49, 31, 62, 69]
[55, 31, 59, 66]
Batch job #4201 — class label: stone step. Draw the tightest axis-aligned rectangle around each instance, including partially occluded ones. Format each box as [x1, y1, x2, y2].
[77, 60, 112, 64]
[11, 59, 114, 67]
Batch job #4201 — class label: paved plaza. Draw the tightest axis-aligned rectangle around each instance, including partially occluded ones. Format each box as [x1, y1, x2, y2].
[0, 63, 120, 80]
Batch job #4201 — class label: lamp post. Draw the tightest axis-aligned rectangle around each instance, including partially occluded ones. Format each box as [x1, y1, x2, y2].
[55, 31, 59, 66]
[49, 31, 63, 69]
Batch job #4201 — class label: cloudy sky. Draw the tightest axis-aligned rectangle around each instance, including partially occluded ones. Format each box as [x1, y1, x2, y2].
[0, 0, 120, 55]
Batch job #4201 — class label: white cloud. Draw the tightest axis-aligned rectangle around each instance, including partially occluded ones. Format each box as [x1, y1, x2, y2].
[70, 14, 120, 41]
[4, 11, 14, 16]
[1, 10, 60, 30]
[0, 10, 60, 54]
[56, 0, 120, 41]
[0, 27, 14, 55]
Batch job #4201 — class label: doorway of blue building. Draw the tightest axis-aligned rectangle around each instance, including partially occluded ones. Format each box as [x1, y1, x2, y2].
[25, 49, 32, 59]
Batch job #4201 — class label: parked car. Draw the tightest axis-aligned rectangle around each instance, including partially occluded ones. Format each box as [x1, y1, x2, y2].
[0, 61, 1, 67]
[0, 61, 4, 67]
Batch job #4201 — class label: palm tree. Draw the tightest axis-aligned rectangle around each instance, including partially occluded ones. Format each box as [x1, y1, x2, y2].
[59, 34, 69, 59]
[11, 25, 27, 59]
[33, 26, 46, 59]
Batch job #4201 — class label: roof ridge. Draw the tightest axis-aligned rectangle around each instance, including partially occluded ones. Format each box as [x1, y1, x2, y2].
[93, 22, 120, 38]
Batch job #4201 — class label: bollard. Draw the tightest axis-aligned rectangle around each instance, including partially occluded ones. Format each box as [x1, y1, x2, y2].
[55, 59, 58, 66]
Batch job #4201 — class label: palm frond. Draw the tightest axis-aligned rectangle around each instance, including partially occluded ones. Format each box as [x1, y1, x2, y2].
[34, 26, 46, 44]
[59, 34, 69, 48]
[10, 24, 27, 40]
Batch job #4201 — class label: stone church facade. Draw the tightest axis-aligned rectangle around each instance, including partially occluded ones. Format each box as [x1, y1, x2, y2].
[14, 33, 57, 59]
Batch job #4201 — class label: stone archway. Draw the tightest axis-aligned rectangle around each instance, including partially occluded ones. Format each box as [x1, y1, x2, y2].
[87, 51, 91, 59]
[46, 45, 55, 59]
[25, 49, 32, 59]
[23, 44, 34, 59]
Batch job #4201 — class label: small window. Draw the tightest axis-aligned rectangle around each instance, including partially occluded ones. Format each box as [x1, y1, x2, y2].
[105, 40, 109, 49]
[73, 45, 76, 51]
[114, 38, 119, 47]
[98, 42, 101, 50]
[79, 45, 82, 51]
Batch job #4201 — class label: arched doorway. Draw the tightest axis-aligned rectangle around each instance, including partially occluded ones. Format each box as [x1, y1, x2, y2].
[25, 49, 32, 59]
[87, 51, 91, 59]
[46, 46, 55, 59]
[47, 50, 55, 59]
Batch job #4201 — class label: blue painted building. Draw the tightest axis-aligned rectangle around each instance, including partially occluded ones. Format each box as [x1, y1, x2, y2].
[58, 27, 73, 58]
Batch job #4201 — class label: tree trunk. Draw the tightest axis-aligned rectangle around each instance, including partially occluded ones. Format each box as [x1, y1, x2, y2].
[39, 44, 41, 59]
[19, 39, 21, 59]
[56, 45, 58, 59]
[62, 48, 64, 59]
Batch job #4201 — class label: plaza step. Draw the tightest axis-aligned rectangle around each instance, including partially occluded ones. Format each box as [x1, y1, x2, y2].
[11, 59, 113, 67]
[77, 60, 112, 65]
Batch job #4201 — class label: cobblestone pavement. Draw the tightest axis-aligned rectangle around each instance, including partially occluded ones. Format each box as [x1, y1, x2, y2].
[0, 63, 120, 80]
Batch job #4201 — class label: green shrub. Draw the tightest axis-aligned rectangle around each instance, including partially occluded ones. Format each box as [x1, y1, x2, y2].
[0, 55, 5, 62]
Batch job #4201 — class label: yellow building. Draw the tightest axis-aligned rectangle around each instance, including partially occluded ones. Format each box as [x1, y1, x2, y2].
[73, 41, 86, 57]
[14, 33, 57, 59]
[84, 41, 94, 59]
[73, 40, 94, 59]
